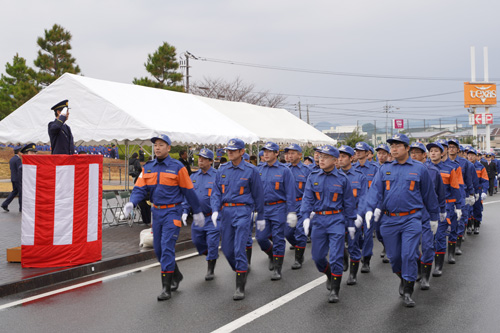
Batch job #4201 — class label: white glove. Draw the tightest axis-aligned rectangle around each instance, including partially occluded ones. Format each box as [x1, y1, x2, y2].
[475, 193, 480, 202]
[123, 202, 134, 218]
[303, 218, 311, 236]
[309, 212, 316, 220]
[348, 227, 356, 240]
[481, 193, 487, 201]
[251, 211, 257, 223]
[354, 214, 363, 228]
[430, 220, 438, 235]
[455, 209, 462, 221]
[181, 213, 188, 226]
[374, 208, 382, 223]
[211, 211, 218, 227]
[193, 212, 205, 227]
[60, 106, 68, 116]
[468, 195, 475, 206]
[365, 211, 373, 230]
[287, 212, 297, 228]
[439, 212, 447, 222]
[256, 219, 266, 231]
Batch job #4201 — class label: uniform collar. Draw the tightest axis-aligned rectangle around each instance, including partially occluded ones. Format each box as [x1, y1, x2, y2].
[229, 160, 246, 170]
[319, 167, 339, 176]
[153, 155, 171, 166]
[263, 159, 280, 168]
[390, 157, 414, 166]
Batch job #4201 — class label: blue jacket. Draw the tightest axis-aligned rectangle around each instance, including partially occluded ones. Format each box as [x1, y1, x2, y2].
[183, 167, 217, 215]
[48, 115, 74, 155]
[354, 160, 378, 188]
[258, 160, 296, 213]
[339, 166, 368, 216]
[9, 155, 22, 182]
[423, 161, 446, 219]
[288, 162, 312, 211]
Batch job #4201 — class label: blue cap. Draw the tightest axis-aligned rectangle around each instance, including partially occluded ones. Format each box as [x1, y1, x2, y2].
[338, 145, 355, 157]
[225, 138, 245, 150]
[258, 150, 264, 157]
[467, 148, 477, 155]
[375, 144, 390, 154]
[197, 148, 214, 160]
[314, 146, 322, 152]
[304, 156, 314, 163]
[410, 142, 427, 153]
[448, 138, 460, 147]
[436, 139, 448, 147]
[426, 141, 444, 152]
[368, 145, 374, 154]
[151, 134, 172, 145]
[354, 141, 369, 151]
[387, 133, 410, 146]
[284, 143, 302, 153]
[243, 153, 250, 160]
[486, 152, 494, 157]
[459, 145, 465, 152]
[261, 141, 279, 152]
[318, 145, 339, 158]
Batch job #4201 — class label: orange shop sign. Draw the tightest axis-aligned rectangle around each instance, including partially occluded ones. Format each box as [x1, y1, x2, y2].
[464, 82, 497, 107]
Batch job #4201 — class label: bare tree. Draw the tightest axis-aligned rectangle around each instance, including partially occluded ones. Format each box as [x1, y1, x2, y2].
[190, 77, 286, 108]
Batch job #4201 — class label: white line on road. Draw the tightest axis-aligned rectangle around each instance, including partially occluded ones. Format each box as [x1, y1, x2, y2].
[0, 251, 199, 311]
[483, 200, 500, 205]
[211, 276, 325, 333]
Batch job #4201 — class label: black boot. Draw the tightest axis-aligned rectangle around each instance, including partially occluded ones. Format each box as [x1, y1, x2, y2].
[447, 242, 456, 264]
[205, 259, 216, 281]
[396, 272, 404, 296]
[456, 236, 463, 255]
[246, 247, 252, 273]
[420, 263, 432, 290]
[380, 247, 386, 258]
[382, 249, 390, 263]
[416, 258, 422, 282]
[432, 253, 444, 277]
[266, 247, 274, 271]
[171, 263, 183, 291]
[474, 219, 480, 234]
[324, 263, 332, 290]
[291, 247, 305, 270]
[466, 219, 473, 235]
[233, 271, 247, 301]
[361, 256, 371, 273]
[346, 260, 359, 285]
[158, 272, 173, 301]
[271, 256, 283, 280]
[328, 275, 342, 303]
[343, 247, 349, 272]
[402, 280, 416, 307]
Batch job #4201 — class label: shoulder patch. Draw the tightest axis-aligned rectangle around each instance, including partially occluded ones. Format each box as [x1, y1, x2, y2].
[314, 182, 319, 185]
[221, 174, 226, 178]
[386, 172, 391, 175]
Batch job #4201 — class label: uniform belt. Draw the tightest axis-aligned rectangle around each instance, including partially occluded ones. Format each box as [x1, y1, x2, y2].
[204, 212, 212, 217]
[384, 209, 420, 217]
[295, 197, 303, 202]
[314, 210, 342, 215]
[223, 203, 246, 207]
[152, 202, 181, 209]
[265, 200, 286, 206]
[446, 199, 456, 203]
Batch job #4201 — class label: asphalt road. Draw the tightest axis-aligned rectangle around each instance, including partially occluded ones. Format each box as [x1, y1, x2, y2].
[1, 199, 500, 333]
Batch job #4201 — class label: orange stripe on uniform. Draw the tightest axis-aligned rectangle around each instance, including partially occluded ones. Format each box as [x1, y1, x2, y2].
[159, 172, 178, 186]
[368, 180, 372, 188]
[208, 188, 212, 197]
[440, 172, 451, 185]
[315, 192, 321, 200]
[222, 184, 225, 194]
[299, 181, 303, 190]
[239, 186, 244, 195]
[450, 169, 460, 189]
[353, 188, 357, 197]
[136, 171, 157, 187]
[481, 168, 489, 181]
[177, 167, 194, 189]
[409, 180, 415, 191]
[275, 182, 280, 190]
[456, 167, 464, 185]
[386, 180, 390, 191]
[332, 193, 338, 202]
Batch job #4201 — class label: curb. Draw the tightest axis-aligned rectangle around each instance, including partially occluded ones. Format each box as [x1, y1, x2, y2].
[0, 239, 196, 298]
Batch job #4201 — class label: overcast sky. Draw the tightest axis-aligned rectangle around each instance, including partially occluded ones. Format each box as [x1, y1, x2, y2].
[2, 0, 499, 129]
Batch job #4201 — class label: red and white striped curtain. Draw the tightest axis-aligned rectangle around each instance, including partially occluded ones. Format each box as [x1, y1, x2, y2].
[21, 155, 103, 268]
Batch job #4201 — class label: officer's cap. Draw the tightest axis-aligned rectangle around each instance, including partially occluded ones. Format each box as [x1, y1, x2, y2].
[459, 145, 465, 152]
[447, 138, 460, 147]
[387, 133, 410, 146]
[375, 144, 390, 154]
[467, 148, 477, 155]
[258, 150, 264, 157]
[197, 148, 214, 160]
[261, 141, 280, 152]
[338, 145, 355, 157]
[436, 139, 448, 147]
[20, 143, 37, 153]
[410, 142, 427, 153]
[313, 146, 322, 152]
[318, 145, 339, 158]
[354, 142, 370, 151]
[426, 141, 444, 153]
[151, 134, 171, 145]
[51, 99, 69, 111]
[225, 138, 245, 150]
[284, 143, 302, 153]
[242, 153, 250, 160]
[304, 156, 314, 163]
[486, 152, 494, 157]
[368, 145, 374, 154]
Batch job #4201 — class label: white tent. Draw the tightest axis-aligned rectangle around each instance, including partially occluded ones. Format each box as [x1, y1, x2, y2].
[0, 73, 335, 146]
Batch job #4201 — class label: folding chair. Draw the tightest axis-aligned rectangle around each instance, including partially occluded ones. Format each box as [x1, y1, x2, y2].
[102, 191, 123, 226]
[118, 191, 141, 227]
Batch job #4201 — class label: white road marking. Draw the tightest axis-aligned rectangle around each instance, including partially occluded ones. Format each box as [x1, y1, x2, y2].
[0, 251, 199, 311]
[211, 276, 325, 333]
[483, 200, 500, 205]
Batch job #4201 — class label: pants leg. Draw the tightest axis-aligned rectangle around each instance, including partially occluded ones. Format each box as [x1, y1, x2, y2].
[2, 181, 20, 209]
[380, 221, 403, 274]
[347, 226, 362, 261]
[205, 217, 221, 261]
[400, 215, 422, 281]
[329, 231, 345, 276]
[421, 219, 435, 265]
[311, 220, 329, 273]
[362, 219, 374, 257]
[448, 205, 459, 243]
[255, 218, 273, 252]
[152, 207, 181, 272]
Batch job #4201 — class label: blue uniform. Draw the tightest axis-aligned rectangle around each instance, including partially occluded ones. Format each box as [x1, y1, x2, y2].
[284, 162, 311, 249]
[1, 154, 22, 211]
[130, 155, 201, 273]
[339, 167, 367, 262]
[300, 168, 356, 276]
[256, 160, 296, 257]
[182, 167, 220, 261]
[367, 158, 439, 281]
[48, 115, 74, 155]
[211, 160, 264, 272]
[472, 162, 489, 222]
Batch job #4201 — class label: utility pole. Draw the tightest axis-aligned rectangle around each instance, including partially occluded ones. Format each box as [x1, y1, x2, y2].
[298, 101, 302, 120]
[384, 102, 397, 141]
[306, 104, 310, 124]
[183, 51, 199, 94]
[374, 120, 377, 145]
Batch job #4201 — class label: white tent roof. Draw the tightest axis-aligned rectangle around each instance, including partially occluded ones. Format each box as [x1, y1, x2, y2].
[0, 73, 335, 147]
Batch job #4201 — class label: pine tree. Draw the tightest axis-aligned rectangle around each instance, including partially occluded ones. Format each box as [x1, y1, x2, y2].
[133, 42, 184, 92]
[0, 54, 40, 119]
[34, 24, 81, 87]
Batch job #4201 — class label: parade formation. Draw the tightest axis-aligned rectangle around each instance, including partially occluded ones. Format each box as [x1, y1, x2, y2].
[121, 133, 496, 308]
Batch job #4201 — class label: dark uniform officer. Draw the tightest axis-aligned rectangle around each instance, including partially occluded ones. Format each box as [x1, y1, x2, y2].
[2, 146, 23, 212]
[48, 100, 74, 155]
